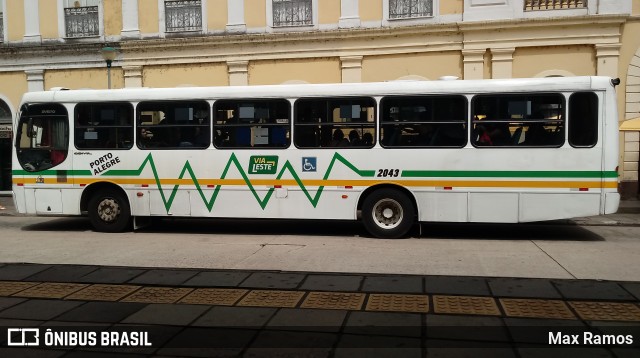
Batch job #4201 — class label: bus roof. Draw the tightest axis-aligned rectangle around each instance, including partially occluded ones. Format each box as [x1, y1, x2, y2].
[21, 76, 614, 104]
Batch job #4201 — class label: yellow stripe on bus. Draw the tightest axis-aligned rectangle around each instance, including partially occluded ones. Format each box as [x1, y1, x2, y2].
[14, 178, 618, 189]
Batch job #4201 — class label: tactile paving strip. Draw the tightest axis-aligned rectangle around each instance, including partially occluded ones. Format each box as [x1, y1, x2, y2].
[569, 301, 640, 321]
[500, 298, 576, 320]
[65, 284, 142, 302]
[179, 288, 248, 306]
[121, 287, 193, 304]
[0, 281, 41, 296]
[13, 283, 89, 299]
[433, 295, 501, 316]
[301, 291, 366, 311]
[366, 294, 429, 313]
[237, 290, 305, 308]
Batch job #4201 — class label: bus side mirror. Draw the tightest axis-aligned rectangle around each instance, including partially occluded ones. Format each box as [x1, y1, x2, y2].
[611, 78, 620, 87]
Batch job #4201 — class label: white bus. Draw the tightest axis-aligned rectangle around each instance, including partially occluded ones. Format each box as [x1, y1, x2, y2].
[12, 77, 620, 239]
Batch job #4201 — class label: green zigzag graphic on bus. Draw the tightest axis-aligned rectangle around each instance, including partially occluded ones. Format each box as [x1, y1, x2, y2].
[105, 152, 376, 212]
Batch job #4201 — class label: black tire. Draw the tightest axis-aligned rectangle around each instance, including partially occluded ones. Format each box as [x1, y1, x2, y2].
[88, 189, 131, 233]
[361, 188, 416, 239]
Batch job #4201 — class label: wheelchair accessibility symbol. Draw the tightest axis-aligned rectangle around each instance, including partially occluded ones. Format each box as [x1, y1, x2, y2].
[302, 157, 316, 172]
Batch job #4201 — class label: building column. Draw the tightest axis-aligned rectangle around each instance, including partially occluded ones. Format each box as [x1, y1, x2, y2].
[339, 0, 360, 28]
[341, 56, 363, 83]
[121, 0, 140, 38]
[26, 70, 44, 92]
[622, 131, 639, 197]
[123, 66, 143, 88]
[595, 43, 621, 77]
[227, 0, 246, 33]
[228, 61, 249, 86]
[462, 49, 486, 80]
[491, 47, 515, 79]
[23, 0, 41, 43]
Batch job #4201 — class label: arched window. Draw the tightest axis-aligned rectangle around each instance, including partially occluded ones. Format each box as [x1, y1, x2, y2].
[534, 70, 576, 78]
[0, 99, 10, 122]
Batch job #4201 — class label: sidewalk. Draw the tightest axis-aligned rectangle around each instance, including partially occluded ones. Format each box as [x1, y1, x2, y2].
[0, 263, 639, 356]
[0, 194, 13, 214]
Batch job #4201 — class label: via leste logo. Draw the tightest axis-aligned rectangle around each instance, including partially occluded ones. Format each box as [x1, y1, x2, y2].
[249, 156, 279, 174]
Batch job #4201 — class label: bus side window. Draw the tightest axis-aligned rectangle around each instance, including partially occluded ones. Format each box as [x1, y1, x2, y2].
[381, 95, 466, 148]
[294, 97, 376, 149]
[137, 101, 210, 150]
[214, 99, 290, 149]
[75, 102, 134, 150]
[569, 92, 598, 147]
[472, 94, 564, 148]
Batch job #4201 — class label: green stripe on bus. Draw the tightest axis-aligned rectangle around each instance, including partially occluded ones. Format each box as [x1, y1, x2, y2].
[11, 169, 93, 176]
[401, 170, 618, 179]
[104, 152, 374, 211]
[11, 153, 615, 213]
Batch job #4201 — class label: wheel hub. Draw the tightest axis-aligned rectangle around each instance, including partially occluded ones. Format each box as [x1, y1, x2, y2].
[97, 198, 120, 223]
[372, 198, 403, 229]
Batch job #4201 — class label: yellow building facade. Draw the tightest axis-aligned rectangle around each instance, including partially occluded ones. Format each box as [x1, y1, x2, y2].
[0, 0, 639, 196]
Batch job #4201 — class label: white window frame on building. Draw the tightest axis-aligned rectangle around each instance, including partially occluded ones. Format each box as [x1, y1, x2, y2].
[159, 0, 207, 35]
[58, 0, 104, 39]
[383, 0, 438, 26]
[267, 0, 319, 31]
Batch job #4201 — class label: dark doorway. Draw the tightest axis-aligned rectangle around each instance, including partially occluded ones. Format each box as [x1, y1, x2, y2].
[0, 99, 12, 191]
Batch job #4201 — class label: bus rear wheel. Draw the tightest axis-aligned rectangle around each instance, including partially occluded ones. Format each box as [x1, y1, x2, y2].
[362, 189, 415, 239]
[88, 189, 131, 233]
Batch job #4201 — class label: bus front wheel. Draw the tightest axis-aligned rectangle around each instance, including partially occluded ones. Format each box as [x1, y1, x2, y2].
[362, 189, 415, 239]
[88, 189, 131, 233]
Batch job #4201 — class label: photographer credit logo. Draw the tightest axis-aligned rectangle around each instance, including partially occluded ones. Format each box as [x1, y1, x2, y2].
[5, 328, 152, 348]
[7, 328, 39, 346]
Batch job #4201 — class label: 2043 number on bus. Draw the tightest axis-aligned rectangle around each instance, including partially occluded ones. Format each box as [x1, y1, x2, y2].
[377, 169, 400, 178]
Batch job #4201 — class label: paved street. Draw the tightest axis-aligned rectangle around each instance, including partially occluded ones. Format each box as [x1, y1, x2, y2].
[0, 195, 639, 356]
[1, 195, 640, 280]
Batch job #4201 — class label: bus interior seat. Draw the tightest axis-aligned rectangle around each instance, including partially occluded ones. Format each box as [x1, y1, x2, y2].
[236, 127, 251, 146]
[270, 127, 287, 147]
[512, 127, 523, 145]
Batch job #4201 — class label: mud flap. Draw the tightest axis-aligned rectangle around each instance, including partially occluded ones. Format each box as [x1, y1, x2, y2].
[133, 216, 151, 231]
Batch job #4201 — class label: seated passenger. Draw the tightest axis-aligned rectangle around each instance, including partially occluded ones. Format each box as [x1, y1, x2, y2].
[349, 130, 362, 146]
[194, 127, 210, 147]
[476, 125, 493, 146]
[329, 129, 350, 147]
[362, 132, 373, 146]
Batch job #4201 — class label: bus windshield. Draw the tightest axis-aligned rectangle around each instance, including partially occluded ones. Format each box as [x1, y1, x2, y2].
[16, 104, 69, 172]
